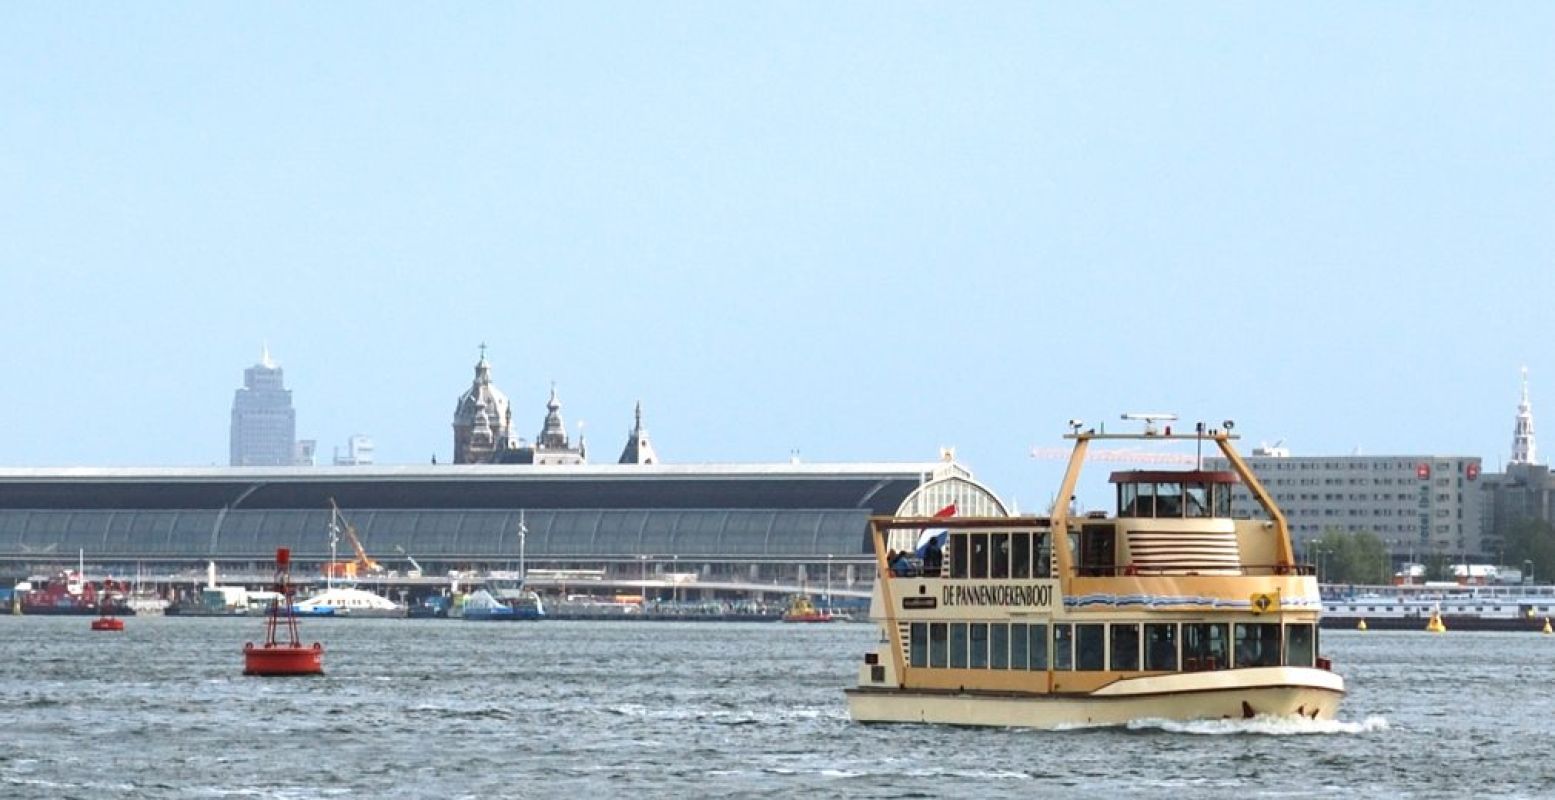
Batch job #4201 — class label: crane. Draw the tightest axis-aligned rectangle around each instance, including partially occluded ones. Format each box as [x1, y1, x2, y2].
[325, 498, 382, 579]
[394, 545, 424, 578]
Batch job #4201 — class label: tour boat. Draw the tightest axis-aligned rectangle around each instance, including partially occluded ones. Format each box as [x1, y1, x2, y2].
[845, 416, 1345, 728]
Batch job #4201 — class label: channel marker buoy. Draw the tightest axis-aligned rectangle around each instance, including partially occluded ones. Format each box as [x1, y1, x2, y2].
[1544, 618, 1552, 635]
[1356, 619, 1367, 631]
[1425, 609, 1446, 633]
[243, 547, 324, 676]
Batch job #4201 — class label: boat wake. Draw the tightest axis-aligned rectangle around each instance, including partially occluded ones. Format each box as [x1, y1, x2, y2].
[1126, 714, 1389, 736]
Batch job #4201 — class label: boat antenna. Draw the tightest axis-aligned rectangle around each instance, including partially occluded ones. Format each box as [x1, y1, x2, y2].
[1196, 421, 1205, 470]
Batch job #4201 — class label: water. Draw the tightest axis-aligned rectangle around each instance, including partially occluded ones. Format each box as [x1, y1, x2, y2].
[2, 618, 1552, 799]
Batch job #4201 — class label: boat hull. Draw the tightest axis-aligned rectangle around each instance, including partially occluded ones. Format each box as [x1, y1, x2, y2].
[846, 667, 1344, 728]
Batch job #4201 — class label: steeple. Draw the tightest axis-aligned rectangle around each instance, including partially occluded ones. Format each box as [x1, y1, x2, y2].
[1512, 367, 1538, 465]
[618, 400, 660, 465]
[537, 383, 569, 449]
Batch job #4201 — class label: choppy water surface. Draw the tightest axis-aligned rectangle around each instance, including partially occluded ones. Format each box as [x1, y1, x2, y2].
[2, 618, 1552, 799]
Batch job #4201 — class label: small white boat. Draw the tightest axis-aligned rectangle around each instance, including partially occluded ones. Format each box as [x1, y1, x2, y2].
[292, 587, 406, 618]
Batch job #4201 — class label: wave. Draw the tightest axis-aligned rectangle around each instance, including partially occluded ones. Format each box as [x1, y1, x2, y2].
[1126, 714, 1390, 735]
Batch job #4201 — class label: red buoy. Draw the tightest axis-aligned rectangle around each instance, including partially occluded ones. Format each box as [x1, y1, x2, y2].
[244, 547, 324, 676]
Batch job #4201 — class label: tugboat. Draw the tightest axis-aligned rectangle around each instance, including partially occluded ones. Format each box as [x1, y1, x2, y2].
[781, 593, 834, 623]
[846, 415, 1345, 728]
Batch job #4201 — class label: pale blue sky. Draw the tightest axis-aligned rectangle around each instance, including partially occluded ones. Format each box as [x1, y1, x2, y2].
[1, 4, 1551, 510]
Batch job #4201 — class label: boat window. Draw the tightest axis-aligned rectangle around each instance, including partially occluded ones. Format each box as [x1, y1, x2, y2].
[950, 534, 969, 579]
[1118, 482, 1138, 516]
[1009, 623, 1028, 669]
[950, 623, 969, 668]
[929, 622, 949, 668]
[1035, 532, 1052, 578]
[910, 622, 928, 668]
[1079, 524, 1116, 577]
[1011, 532, 1031, 579]
[1285, 623, 1315, 667]
[1128, 482, 1156, 517]
[1110, 623, 1140, 671]
[1234, 623, 1282, 668]
[1182, 623, 1229, 671]
[1185, 483, 1210, 518]
[990, 624, 1009, 669]
[1028, 623, 1049, 670]
[1144, 623, 1178, 671]
[1156, 483, 1184, 518]
[969, 623, 989, 669]
[1075, 624, 1106, 671]
[1213, 484, 1231, 518]
[970, 534, 989, 580]
[991, 533, 1009, 579]
[1053, 624, 1073, 671]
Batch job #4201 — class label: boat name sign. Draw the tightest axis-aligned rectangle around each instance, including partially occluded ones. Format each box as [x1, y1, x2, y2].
[942, 582, 1055, 609]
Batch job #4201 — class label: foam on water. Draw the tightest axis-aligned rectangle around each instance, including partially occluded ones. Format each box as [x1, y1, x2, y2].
[1127, 714, 1390, 736]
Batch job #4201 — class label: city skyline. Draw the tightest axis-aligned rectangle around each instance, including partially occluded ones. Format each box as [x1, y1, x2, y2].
[2, 5, 1551, 511]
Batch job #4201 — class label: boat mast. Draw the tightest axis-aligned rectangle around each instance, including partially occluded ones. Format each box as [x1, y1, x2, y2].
[517, 510, 528, 581]
[327, 506, 339, 591]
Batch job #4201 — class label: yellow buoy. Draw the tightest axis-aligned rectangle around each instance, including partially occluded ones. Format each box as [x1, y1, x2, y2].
[1357, 619, 1368, 631]
[1543, 618, 1552, 635]
[1426, 610, 1446, 633]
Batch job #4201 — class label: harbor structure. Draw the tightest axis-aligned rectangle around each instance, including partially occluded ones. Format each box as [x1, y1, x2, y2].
[229, 346, 298, 467]
[0, 460, 1008, 599]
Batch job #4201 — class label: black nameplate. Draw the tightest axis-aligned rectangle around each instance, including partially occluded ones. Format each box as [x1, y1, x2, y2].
[902, 596, 938, 610]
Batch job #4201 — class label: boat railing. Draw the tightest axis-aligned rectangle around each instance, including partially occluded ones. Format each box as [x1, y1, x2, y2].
[1073, 563, 1316, 578]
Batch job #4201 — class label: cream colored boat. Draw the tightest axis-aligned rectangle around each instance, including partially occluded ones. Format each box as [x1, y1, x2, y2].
[846, 416, 1345, 728]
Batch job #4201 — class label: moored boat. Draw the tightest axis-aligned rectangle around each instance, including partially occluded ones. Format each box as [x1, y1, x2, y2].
[291, 587, 406, 618]
[19, 571, 137, 617]
[846, 416, 1345, 728]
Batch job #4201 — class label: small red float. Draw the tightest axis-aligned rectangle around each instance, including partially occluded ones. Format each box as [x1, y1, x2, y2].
[90, 616, 124, 632]
[243, 547, 324, 676]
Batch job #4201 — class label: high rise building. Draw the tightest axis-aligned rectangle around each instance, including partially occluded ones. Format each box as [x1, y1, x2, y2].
[1205, 449, 1483, 561]
[334, 435, 375, 466]
[229, 346, 297, 466]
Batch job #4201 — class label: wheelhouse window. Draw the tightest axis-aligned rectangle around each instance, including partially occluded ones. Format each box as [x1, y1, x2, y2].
[1144, 623, 1178, 671]
[1185, 482, 1210, 518]
[1234, 623, 1282, 668]
[1110, 623, 1140, 671]
[1075, 624, 1106, 671]
[1285, 623, 1315, 667]
[1156, 482, 1184, 518]
[1183, 623, 1229, 671]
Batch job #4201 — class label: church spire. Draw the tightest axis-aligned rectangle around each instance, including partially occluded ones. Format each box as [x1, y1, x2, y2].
[1512, 366, 1538, 465]
[618, 400, 660, 465]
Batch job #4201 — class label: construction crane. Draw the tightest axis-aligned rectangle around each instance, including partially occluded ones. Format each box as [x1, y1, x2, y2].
[324, 499, 383, 580]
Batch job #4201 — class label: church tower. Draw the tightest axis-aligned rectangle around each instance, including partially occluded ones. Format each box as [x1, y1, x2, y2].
[452, 345, 518, 464]
[530, 384, 586, 465]
[1512, 367, 1538, 466]
[618, 401, 660, 465]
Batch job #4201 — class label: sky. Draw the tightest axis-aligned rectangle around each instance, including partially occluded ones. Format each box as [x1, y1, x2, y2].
[1, 4, 1552, 511]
